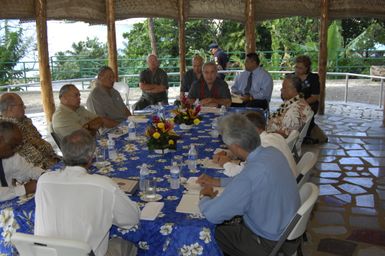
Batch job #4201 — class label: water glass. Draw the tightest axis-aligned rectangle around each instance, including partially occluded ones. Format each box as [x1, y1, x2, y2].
[95, 147, 107, 162]
[145, 178, 157, 199]
[173, 155, 185, 182]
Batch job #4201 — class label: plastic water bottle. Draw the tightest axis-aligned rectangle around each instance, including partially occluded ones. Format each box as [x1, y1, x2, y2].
[157, 102, 165, 119]
[128, 120, 136, 140]
[211, 118, 219, 138]
[107, 136, 117, 159]
[187, 144, 198, 172]
[170, 162, 180, 189]
[139, 163, 149, 191]
[219, 105, 226, 116]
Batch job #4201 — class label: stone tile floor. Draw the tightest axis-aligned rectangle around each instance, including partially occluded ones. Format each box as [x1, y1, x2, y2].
[28, 101, 385, 256]
[303, 102, 385, 256]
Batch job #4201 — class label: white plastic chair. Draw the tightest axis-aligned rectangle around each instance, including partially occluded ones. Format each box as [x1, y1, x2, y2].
[296, 152, 318, 188]
[285, 130, 299, 152]
[268, 182, 319, 256]
[294, 112, 314, 159]
[11, 232, 94, 256]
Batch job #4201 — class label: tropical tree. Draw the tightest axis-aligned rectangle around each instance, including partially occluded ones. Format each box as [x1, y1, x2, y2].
[52, 37, 107, 80]
[0, 20, 33, 87]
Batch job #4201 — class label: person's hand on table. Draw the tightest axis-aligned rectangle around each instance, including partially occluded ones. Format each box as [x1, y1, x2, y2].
[196, 174, 220, 187]
[200, 186, 218, 199]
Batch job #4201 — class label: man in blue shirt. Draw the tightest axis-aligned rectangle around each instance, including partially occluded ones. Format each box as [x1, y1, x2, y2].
[231, 53, 273, 110]
[197, 114, 300, 256]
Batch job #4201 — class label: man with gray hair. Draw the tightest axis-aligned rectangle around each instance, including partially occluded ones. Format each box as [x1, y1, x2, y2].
[188, 62, 232, 107]
[35, 129, 140, 256]
[197, 114, 300, 256]
[86, 66, 131, 123]
[134, 54, 169, 110]
[267, 74, 313, 138]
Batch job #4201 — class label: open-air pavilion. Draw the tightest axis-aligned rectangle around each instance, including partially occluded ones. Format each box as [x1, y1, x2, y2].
[2, 0, 385, 255]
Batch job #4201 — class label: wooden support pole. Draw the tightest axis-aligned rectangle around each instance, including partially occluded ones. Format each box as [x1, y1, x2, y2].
[178, 0, 186, 84]
[106, 0, 118, 81]
[318, 0, 329, 115]
[34, 0, 55, 122]
[245, 0, 256, 53]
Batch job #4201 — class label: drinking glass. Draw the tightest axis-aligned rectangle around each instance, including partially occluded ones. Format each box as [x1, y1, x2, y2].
[173, 155, 185, 183]
[145, 178, 157, 199]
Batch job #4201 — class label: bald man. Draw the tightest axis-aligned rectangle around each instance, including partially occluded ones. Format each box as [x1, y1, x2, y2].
[180, 55, 204, 99]
[0, 93, 59, 168]
[134, 54, 169, 110]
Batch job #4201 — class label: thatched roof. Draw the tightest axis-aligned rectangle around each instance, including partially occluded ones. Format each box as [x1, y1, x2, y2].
[1, 0, 385, 24]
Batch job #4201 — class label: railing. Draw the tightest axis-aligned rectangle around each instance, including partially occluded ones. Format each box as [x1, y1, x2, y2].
[2, 70, 385, 107]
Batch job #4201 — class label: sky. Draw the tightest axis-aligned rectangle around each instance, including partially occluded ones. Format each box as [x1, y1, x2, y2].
[18, 18, 145, 61]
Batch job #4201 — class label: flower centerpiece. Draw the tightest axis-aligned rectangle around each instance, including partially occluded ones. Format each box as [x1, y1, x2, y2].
[145, 115, 179, 152]
[172, 95, 202, 128]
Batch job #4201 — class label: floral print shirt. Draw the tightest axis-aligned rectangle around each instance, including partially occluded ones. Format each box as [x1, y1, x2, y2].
[267, 95, 313, 137]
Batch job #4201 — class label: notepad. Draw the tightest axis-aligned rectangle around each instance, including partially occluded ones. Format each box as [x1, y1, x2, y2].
[231, 93, 243, 104]
[176, 194, 201, 214]
[200, 107, 221, 114]
[140, 202, 164, 220]
[112, 178, 139, 195]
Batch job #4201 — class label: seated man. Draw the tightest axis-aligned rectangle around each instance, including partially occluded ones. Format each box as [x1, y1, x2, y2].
[188, 62, 232, 107]
[180, 55, 204, 99]
[267, 74, 313, 138]
[231, 53, 273, 110]
[52, 84, 118, 140]
[86, 66, 131, 123]
[134, 54, 169, 110]
[0, 93, 59, 168]
[0, 121, 44, 202]
[197, 114, 300, 256]
[34, 129, 140, 256]
[214, 111, 297, 177]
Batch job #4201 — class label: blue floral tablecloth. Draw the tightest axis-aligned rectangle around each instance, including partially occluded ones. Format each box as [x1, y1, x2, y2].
[0, 107, 230, 256]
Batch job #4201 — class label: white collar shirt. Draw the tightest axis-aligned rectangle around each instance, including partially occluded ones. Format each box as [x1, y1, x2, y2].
[34, 166, 140, 256]
[0, 153, 44, 202]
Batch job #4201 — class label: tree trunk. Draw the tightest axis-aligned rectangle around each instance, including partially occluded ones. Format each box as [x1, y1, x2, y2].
[148, 18, 157, 56]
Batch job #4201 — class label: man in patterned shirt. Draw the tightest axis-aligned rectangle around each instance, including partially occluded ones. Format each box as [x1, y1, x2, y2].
[0, 93, 59, 169]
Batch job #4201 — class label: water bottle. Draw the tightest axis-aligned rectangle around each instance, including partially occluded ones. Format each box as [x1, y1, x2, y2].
[107, 136, 117, 159]
[139, 163, 149, 191]
[128, 120, 136, 140]
[219, 105, 226, 116]
[170, 161, 180, 189]
[187, 144, 198, 172]
[157, 102, 165, 119]
[211, 118, 219, 138]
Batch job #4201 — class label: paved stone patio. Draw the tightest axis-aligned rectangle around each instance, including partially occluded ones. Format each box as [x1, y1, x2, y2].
[28, 101, 385, 256]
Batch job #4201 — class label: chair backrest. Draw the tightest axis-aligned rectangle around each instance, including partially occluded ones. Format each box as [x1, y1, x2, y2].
[296, 151, 318, 188]
[268, 182, 319, 256]
[285, 130, 299, 151]
[11, 232, 94, 256]
[50, 123, 62, 149]
[294, 112, 314, 157]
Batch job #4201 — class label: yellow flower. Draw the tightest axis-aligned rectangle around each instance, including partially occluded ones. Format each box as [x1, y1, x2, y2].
[152, 132, 161, 139]
[157, 122, 165, 129]
[193, 118, 201, 125]
[169, 118, 174, 124]
[168, 139, 174, 145]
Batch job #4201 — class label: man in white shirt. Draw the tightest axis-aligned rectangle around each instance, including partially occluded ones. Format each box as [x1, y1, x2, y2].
[34, 129, 140, 256]
[0, 121, 44, 202]
[214, 111, 298, 177]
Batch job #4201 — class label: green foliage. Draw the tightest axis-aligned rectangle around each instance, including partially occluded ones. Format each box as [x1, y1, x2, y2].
[0, 20, 33, 87]
[327, 21, 343, 66]
[52, 37, 107, 80]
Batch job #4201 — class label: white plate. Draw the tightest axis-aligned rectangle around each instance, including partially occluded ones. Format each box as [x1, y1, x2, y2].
[140, 194, 163, 202]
